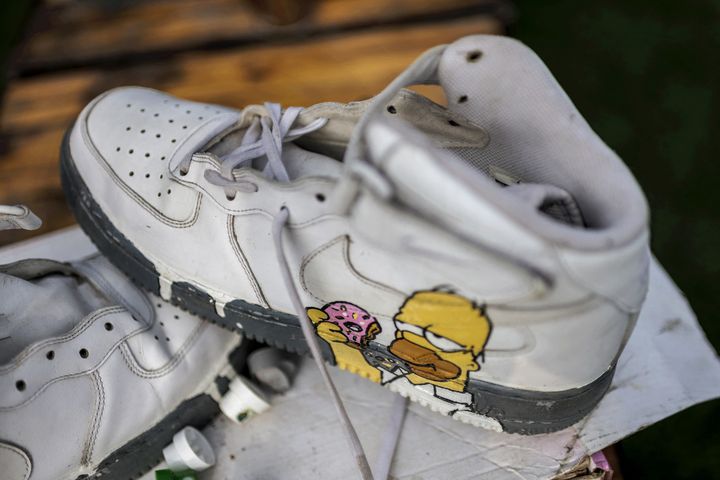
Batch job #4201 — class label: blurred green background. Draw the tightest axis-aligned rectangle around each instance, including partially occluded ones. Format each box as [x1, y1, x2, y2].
[510, 1, 720, 478]
[1, 0, 718, 478]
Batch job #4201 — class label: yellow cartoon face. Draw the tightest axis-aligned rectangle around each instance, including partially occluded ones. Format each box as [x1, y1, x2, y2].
[388, 291, 491, 391]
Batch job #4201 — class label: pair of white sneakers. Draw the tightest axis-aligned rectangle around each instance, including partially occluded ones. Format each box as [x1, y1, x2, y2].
[1, 34, 650, 480]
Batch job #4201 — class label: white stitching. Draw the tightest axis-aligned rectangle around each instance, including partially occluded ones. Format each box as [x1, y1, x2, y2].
[0, 443, 31, 480]
[119, 320, 208, 379]
[79, 92, 203, 228]
[227, 215, 268, 307]
[299, 235, 404, 313]
[0, 309, 143, 411]
[0, 307, 126, 372]
[82, 372, 105, 466]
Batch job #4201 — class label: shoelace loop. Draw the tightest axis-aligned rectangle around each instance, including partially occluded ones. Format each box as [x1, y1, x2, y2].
[180, 102, 327, 199]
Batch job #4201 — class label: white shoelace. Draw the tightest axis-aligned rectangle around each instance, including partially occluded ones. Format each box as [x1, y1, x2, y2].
[273, 206, 374, 479]
[0, 205, 42, 231]
[192, 103, 327, 197]
[195, 103, 407, 480]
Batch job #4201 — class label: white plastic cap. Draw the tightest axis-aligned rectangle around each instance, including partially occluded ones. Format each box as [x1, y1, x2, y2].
[219, 375, 271, 423]
[162, 426, 216, 472]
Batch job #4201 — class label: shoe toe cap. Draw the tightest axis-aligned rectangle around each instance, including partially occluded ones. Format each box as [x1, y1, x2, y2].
[77, 87, 236, 222]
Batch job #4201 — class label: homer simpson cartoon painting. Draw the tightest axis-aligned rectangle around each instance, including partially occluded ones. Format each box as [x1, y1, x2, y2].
[307, 289, 492, 414]
[387, 290, 491, 394]
[307, 302, 382, 382]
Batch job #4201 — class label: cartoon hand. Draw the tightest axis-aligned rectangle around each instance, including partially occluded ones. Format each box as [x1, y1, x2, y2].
[316, 321, 349, 344]
[307, 307, 349, 344]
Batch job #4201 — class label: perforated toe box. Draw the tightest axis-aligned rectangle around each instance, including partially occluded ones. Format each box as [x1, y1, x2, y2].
[81, 87, 237, 222]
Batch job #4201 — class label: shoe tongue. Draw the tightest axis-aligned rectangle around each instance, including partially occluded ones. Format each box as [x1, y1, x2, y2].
[365, 120, 588, 243]
[504, 183, 586, 227]
[0, 260, 110, 364]
[279, 143, 343, 180]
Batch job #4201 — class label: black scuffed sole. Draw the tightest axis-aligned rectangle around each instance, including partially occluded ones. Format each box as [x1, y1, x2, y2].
[468, 365, 613, 435]
[80, 394, 218, 480]
[76, 340, 247, 480]
[60, 128, 614, 435]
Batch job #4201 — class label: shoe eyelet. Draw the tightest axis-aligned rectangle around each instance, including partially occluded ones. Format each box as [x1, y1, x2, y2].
[46, 350, 55, 360]
[315, 193, 326, 202]
[15, 380, 26, 391]
[466, 50, 483, 62]
[79, 348, 89, 359]
[104, 322, 113, 331]
[226, 193, 236, 201]
[387, 105, 397, 114]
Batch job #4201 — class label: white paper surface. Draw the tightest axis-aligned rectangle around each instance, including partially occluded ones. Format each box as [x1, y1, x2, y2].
[2, 227, 719, 480]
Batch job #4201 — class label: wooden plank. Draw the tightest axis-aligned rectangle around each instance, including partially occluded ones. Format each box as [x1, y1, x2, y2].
[16, 0, 512, 73]
[0, 16, 502, 246]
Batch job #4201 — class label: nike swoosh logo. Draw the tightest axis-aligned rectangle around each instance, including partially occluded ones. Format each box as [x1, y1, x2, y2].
[300, 236, 536, 355]
[300, 235, 405, 319]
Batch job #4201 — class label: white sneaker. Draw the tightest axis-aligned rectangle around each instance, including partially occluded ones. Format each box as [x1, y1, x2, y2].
[60, 35, 650, 435]
[0, 252, 248, 480]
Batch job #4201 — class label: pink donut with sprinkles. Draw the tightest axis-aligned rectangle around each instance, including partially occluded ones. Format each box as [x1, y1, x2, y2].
[321, 302, 381, 345]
